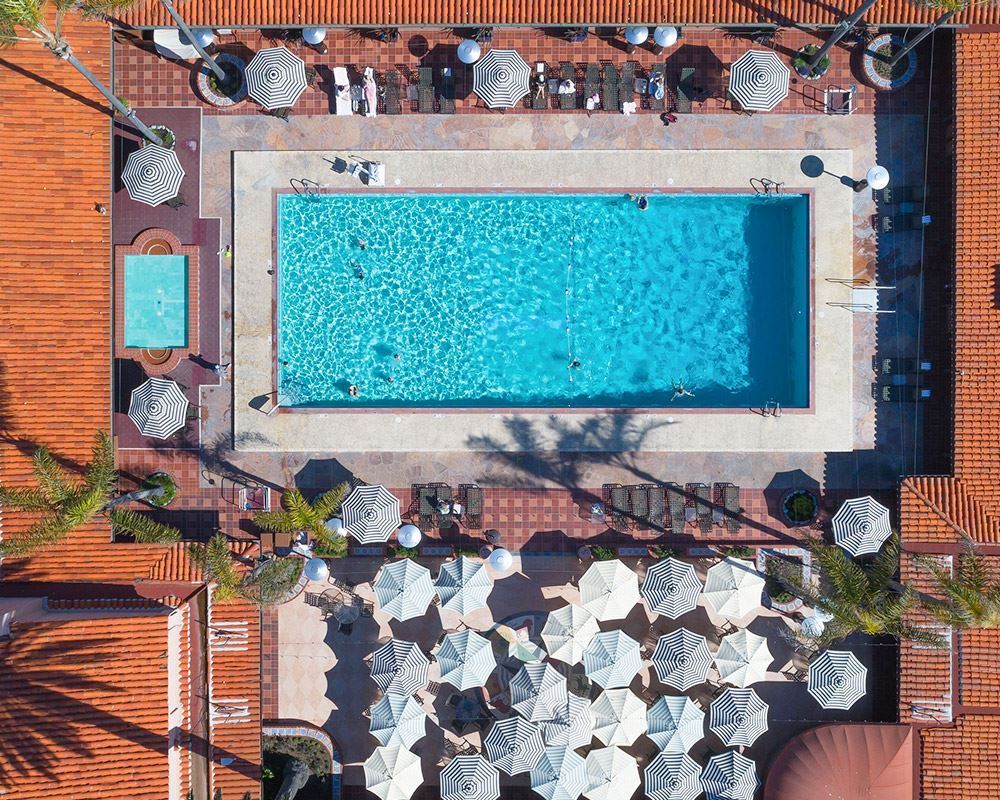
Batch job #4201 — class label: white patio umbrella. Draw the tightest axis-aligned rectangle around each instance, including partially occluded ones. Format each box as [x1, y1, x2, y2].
[484, 716, 546, 775]
[368, 694, 428, 748]
[641, 558, 702, 619]
[529, 746, 588, 800]
[832, 496, 893, 556]
[342, 484, 401, 544]
[590, 688, 647, 747]
[458, 38, 482, 64]
[727, 49, 790, 111]
[709, 687, 769, 747]
[703, 558, 765, 620]
[436, 629, 497, 691]
[440, 755, 501, 800]
[128, 377, 188, 439]
[701, 751, 759, 800]
[373, 559, 435, 621]
[579, 560, 641, 621]
[435, 556, 494, 615]
[245, 46, 309, 109]
[583, 630, 642, 690]
[542, 604, 600, 665]
[122, 144, 184, 206]
[646, 696, 705, 753]
[364, 745, 423, 800]
[583, 747, 640, 800]
[714, 629, 773, 688]
[645, 752, 703, 800]
[472, 48, 531, 108]
[651, 628, 713, 691]
[807, 649, 868, 710]
[369, 639, 430, 695]
[510, 662, 568, 722]
[538, 693, 593, 749]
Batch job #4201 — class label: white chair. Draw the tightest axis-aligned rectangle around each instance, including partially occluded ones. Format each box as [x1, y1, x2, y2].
[333, 67, 355, 115]
[153, 28, 199, 60]
[826, 278, 896, 313]
[824, 84, 856, 115]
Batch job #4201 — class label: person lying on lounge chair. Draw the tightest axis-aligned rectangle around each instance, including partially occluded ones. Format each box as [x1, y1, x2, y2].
[649, 73, 665, 101]
[558, 79, 575, 95]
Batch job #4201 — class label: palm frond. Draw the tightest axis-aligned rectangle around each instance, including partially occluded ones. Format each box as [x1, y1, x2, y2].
[107, 508, 180, 544]
[282, 489, 317, 528]
[189, 533, 241, 599]
[83, 431, 117, 497]
[0, 486, 54, 511]
[0, 515, 73, 557]
[237, 557, 303, 606]
[252, 510, 299, 534]
[59, 487, 105, 529]
[313, 482, 350, 521]
[0, 0, 45, 33]
[31, 446, 73, 506]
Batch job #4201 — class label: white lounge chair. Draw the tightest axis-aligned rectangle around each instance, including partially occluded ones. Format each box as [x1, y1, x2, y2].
[333, 67, 355, 115]
[363, 66, 378, 117]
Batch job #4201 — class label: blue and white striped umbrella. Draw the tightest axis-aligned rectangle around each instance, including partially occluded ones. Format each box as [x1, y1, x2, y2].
[245, 46, 309, 109]
[529, 746, 588, 800]
[472, 48, 531, 108]
[369, 639, 429, 695]
[709, 687, 769, 747]
[590, 688, 646, 747]
[128, 377, 188, 439]
[807, 649, 868, 709]
[368, 694, 428, 748]
[579, 560, 641, 621]
[832, 496, 893, 556]
[342, 484, 401, 544]
[441, 755, 501, 800]
[436, 629, 496, 690]
[645, 752, 702, 800]
[703, 558, 765, 620]
[651, 628, 713, 691]
[364, 745, 422, 800]
[542, 604, 599, 665]
[646, 696, 705, 753]
[484, 716, 546, 775]
[435, 556, 494, 615]
[583, 630, 642, 690]
[642, 558, 702, 619]
[714, 629, 772, 687]
[701, 751, 759, 800]
[373, 559, 435, 621]
[538, 693, 593, 749]
[728, 49, 789, 111]
[583, 747, 640, 800]
[510, 663, 568, 722]
[121, 144, 184, 206]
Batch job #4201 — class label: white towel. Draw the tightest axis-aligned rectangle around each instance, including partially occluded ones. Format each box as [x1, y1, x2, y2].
[622, 101, 637, 116]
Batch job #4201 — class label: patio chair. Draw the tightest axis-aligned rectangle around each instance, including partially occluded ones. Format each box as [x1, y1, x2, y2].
[439, 67, 456, 113]
[461, 484, 484, 529]
[823, 84, 856, 115]
[648, 64, 666, 111]
[882, 384, 932, 402]
[559, 62, 577, 109]
[384, 68, 402, 115]
[601, 63, 619, 113]
[691, 483, 712, 533]
[268, 106, 291, 121]
[675, 67, 697, 113]
[603, 483, 629, 530]
[583, 63, 600, 110]
[879, 185, 925, 205]
[723, 483, 741, 535]
[418, 67, 436, 112]
[333, 66, 355, 115]
[361, 601, 375, 617]
[619, 61, 635, 111]
[532, 61, 548, 109]
[165, 194, 186, 209]
[645, 484, 665, 529]
[877, 357, 931, 376]
[629, 485, 649, 531]
[666, 483, 686, 533]
[881, 212, 929, 233]
[416, 484, 438, 529]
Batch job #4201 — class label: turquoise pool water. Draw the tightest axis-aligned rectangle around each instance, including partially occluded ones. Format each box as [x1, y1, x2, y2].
[277, 192, 809, 408]
[123, 254, 189, 349]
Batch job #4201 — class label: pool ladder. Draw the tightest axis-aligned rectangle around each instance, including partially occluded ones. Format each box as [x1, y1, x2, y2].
[750, 178, 784, 195]
[290, 177, 321, 196]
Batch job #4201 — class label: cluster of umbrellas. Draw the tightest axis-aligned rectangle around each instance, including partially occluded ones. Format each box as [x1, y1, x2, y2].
[371, 556, 494, 621]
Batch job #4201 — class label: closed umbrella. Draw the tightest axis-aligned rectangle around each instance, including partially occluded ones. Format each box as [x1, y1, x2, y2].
[642, 558, 702, 619]
[832, 496, 893, 556]
[579, 560, 641, 621]
[369, 639, 429, 695]
[245, 46, 309, 110]
[373, 559, 435, 621]
[435, 556, 494, 615]
[727, 49, 790, 112]
[510, 662, 567, 722]
[436, 630, 497, 690]
[484, 716, 546, 775]
[709, 687, 769, 747]
[441, 755, 501, 800]
[651, 628, 713, 691]
[714, 629, 772, 687]
[128, 377, 188, 439]
[364, 745, 423, 800]
[529, 746, 588, 800]
[542, 604, 600, 665]
[368, 694, 428, 748]
[703, 558, 765, 620]
[590, 688, 646, 747]
[472, 48, 531, 108]
[646, 696, 705, 753]
[645, 752, 702, 800]
[122, 144, 184, 206]
[342, 484, 401, 544]
[538, 693, 593, 749]
[583, 747, 640, 800]
[701, 751, 759, 800]
[807, 649, 868, 710]
[583, 630, 642, 690]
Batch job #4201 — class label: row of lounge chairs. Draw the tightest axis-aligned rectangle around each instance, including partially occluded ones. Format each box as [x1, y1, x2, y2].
[602, 482, 741, 535]
[412, 483, 483, 531]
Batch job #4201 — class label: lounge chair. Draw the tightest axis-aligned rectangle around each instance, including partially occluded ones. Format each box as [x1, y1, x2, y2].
[882, 385, 932, 402]
[629, 485, 650, 530]
[648, 64, 666, 111]
[675, 67, 696, 113]
[363, 66, 378, 117]
[666, 483, 685, 533]
[879, 185, 925, 204]
[688, 483, 712, 533]
[583, 63, 600, 110]
[532, 61, 548, 109]
[620, 62, 635, 112]
[416, 484, 438, 529]
[559, 62, 577, 109]
[461, 484, 483, 529]
[601, 63, 619, 113]
[712, 483, 741, 535]
[383, 69, 402, 115]
[333, 66, 354, 115]
[646, 484, 665, 529]
[439, 67, 456, 113]
[877, 357, 931, 375]
[418, 67, 435, 112]
[603, 483, 629, 531]
[881, 213, 929, 233]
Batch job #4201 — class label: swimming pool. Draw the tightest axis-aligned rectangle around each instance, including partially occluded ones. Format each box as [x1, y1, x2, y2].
[123, 254, 189, 349]
[276, 192, 810, 409]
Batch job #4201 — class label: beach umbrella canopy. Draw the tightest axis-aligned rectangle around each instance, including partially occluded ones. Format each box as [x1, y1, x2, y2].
[458, 38, 482, 64]
[122, 144, 184, 206]
[436, 630, 497, 690]
[538, 693, 593, 749]
[642, 558, 702, 619]
[579, 560, 641, 621]
[709, 687, 769, 747]
[368, 694, 428, 748]
[373, 559, 435, 621]
[435, 556, 494, 615]
[583, 747, 640, 800]
[342, 484, 401, 544]
[441, 755, 501, 800]
[727, 49, 790, 112]
[529, 746, 588, 800]
[625, 26, 649, 45]
[488, 547, 513, 572]
[369, 639, 430, 695]
[510, 663, 568, 722]
[645, 752, 703, 800]
[484, 716, 546, 775]
[832, 496, 893, 556]
[542, 604, 600, 665]
[653, 26, 679, 48]
[715, 629, 773, 687]
[808, 649, 868, 710]
[128, 377, 189, 439]
[364, 745, 423, 800]
[397, 524, 422, 548]
[472, 48, 531, 108]
[651, 628, 713, 691]
[646, 696, 705, 753]
[701, 751, 759, 800]
[583, 630, 642, 690]
[245, 46, 309, 110]
[703, 558, 765, 620]
[590, 688, 647, 747]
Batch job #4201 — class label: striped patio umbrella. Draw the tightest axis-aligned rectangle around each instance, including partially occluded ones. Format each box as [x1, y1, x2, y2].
[472, 48, 531, 108]
[441, 755, 501, 800]
[651, 628, 713, 691]
[364, 745, 423, 800]
[484, 716, 546, 775]
[644, 752, 703, 800]
[807, 649, 868, 710]
[641, 558, 702, 619]
[368, 694, 428, 748]
[709, 687, 769, 747]
[369, 639, 430, 695]
[373, 559, 435, 621]
[436, 630, 497, 690]
[703, 558, 765, 620]
[128, 377, 188, 439]
[714, 629, 773, 687]
[538, 693, 593, 749]
[435, 556, 494, 615]
[529, 746, 588, 800]
[245, 46, 309, 109]
[832, 496, 893, 556]
[583, 630, 642, 690]
[646, 696, 705, 753]
[342, 484, 401, 544]
[590, 688, 647, 747]
[579, 560, 641, 621]
[542, 604, 600, 665]
[701, 751, 759, 800]
[121, 144, 184, 206]
[727, 49, 789, 111]
[583, 747, 640, 800]
[510, 663, 568, 722]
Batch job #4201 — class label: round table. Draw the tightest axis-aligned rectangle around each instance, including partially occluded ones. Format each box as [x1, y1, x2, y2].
[322, 589, 361, 624]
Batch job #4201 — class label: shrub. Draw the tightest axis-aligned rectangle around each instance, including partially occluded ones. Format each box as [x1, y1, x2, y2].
[143, 472, 177, 507]
[590, 545, 616, 561]
[720, 545, 756, 559]
[649, 546, 679, 559]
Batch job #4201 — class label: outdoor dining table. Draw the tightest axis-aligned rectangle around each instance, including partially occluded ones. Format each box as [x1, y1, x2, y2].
[322, 588, 361, 624]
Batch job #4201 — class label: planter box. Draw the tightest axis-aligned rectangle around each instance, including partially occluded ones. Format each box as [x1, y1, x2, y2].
[758, 547, 812, 613]
[863, 33, 917, 91]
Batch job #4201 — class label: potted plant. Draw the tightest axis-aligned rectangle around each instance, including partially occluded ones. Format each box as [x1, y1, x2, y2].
[196, 52, 247, 107]
[763, 553, 804, 612]
[862, 33, 917, 91]
[782, 489, 819, 527]
[792, 44, 830, 80]
[149, 125, 175, 149]
[453, 545, 480, 558]
[387, 545, 419, 559]
[719, 545, 756, 560]
[142, 471, 177, 507]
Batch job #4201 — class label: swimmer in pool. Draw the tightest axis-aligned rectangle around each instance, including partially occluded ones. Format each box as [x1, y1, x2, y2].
[671, 380, 695, 400]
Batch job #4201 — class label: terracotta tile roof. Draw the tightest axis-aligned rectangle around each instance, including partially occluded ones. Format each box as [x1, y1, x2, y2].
[920, 716, 1000, 800]
[960, 626, 1000, 707]
[900, 476, 1000, 545]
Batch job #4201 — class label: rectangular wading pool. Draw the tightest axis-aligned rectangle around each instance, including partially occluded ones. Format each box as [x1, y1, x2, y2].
[275, 192, 810, 410]
[123, 254, 190, 349]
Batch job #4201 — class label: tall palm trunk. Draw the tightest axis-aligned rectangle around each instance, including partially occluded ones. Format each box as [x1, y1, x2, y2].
[809, 0, 881, 70]
[888, 8, 959, 66]
[158, 0, 225, 80]
[103, 485, 165, 509]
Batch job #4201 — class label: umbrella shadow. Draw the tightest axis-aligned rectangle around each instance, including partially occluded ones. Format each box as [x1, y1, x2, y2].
[665, 44, 725, 102]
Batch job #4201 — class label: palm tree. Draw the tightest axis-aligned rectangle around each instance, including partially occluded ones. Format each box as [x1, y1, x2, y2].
[0, 431, 180, 558]
[888, 0, 989, 66]
[254, 483, 350, 556]
[918, 539, 1000, 628]
[806, 0, 880, 72]
[155, 0, 226, 80]
[189, 532, 302, 606]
